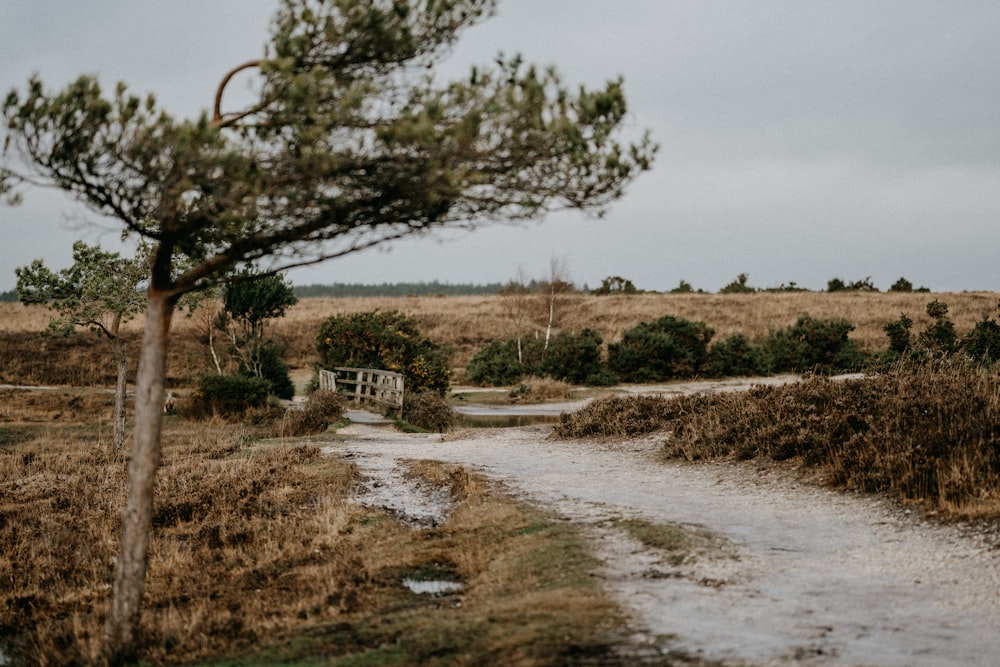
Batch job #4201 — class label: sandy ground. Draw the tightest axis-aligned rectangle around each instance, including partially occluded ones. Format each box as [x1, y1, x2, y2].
[325, 387, 1000, 667]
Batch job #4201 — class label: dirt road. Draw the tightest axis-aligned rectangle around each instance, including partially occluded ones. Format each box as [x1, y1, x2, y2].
[325, 408, 1000, 666]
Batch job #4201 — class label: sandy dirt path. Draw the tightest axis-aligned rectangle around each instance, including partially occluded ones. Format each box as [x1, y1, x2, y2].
[324, 413, 1000, 667]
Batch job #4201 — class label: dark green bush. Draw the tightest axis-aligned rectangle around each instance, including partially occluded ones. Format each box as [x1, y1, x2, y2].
[704, 334, 765, 377]
[466, 337, 544, 386]
[963, 312, 1000, 364]
[889, 277, 913, 292]
[919, 300, 959, 354]
[607, 316, 714, 382]
[883, 314, 913, 356]
[719, 273, 754, 294]
[243, 344, 295, 400]
[540, 329, 607, 385]
[192, 374, 271, 417]
[317, 310, 451, 394]
[760, 316, 865, 374]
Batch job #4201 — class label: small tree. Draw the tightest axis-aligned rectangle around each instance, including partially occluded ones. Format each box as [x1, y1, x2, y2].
[593, 275, 637, 295]
[218, 270, 298, 397]
[669, 279, 695, 294]
[498, 270, 534, 366]
[920, 299, 959, 354]
[963, 306, 1000, 364]
[538, 257, 575, 352]
[719, 273, 754, 294]
[15, 241, 148, 452]
[847, 276, 878, 292]
[889, 277, 914, 293]
[883, 313, 913, 355]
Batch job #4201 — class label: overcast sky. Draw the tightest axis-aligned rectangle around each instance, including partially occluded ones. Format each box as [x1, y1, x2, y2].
[2, 1, 999, 293]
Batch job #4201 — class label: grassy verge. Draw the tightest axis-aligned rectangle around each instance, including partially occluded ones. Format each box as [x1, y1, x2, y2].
[555, 358, 1000, 520]
[1, 392, 633, 666]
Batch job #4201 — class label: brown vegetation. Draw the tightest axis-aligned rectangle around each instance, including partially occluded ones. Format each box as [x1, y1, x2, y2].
[2, 291, 996, 388]
[555, 358, 1000, 521]
[0, 390, 625, 665]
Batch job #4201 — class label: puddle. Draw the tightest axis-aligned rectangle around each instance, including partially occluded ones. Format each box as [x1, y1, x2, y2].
[402, 578, 464, 595]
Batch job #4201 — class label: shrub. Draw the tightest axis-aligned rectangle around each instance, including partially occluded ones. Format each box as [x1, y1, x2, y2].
[963, 310, 1000, 364]
[402, 390, 455, 432]
[704, 334, 765, 377]
[719, 273, 754, 294]
[889, 277, 913, 292]
[883, 314, 913, 355]
[247, 344, 295, 400]
[466, 337, 543, 386]
[760, 316, 865, 374]
[510, 376, 574, 402]
[919, 299, 959, 354]
[317, 310, 451, 394]
[190, 374, 271, 418]
[279, 390, 344, 437]
[593, 276, 637, 295]
[829, 276, 877, 292]
[540, 328, 607, 385]
[669, 279, 696, 294]
[827, 277, 847, 292]
[607, 316, 715, 382]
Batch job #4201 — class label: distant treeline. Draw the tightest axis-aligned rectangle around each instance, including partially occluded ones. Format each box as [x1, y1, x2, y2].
[293, 281, 505, 297]
[0, 290, 17, 303]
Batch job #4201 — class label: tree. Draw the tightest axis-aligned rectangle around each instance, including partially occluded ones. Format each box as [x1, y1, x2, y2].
[889, 277, 914, 293]
[719, 273, 754, 294]
[538, 256, 574, 352]
[219, 268, 298, 397]
[669, 279, 696, 294]
[498, 270, 534, 366]
[1, 1, 655, 660]
[15, 241, 148, 453]
[593, 275, 637, 295]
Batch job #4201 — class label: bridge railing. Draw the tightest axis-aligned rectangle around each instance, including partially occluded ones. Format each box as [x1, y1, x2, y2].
[318, 367, 404, 414]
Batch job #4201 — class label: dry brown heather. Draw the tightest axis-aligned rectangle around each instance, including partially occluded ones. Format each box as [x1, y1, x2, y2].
[555, 359, 1000, 520]
[1, 291, 997, 386]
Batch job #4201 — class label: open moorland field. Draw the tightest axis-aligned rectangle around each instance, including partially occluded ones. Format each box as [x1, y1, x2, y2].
[4, 291, 1000, 665]
[1, 291, 997, 387]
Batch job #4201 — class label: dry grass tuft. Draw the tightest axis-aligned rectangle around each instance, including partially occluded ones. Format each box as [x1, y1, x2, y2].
[512, 376, 574, 401]
[276, 389, 345, 437]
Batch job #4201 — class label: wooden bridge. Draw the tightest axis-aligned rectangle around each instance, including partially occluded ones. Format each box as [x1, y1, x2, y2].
[318, 367, 404, 414]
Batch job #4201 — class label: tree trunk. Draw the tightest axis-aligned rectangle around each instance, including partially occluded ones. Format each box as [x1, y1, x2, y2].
[111, 337, 129, 454]
[103, 290, 175, 664]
